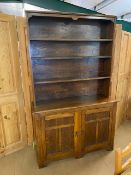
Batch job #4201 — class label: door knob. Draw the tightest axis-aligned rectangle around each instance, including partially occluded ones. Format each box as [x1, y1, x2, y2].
[4, 115, 10, 120]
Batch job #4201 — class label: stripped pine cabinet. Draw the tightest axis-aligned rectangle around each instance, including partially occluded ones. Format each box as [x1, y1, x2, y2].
[0, 13, 27, 155]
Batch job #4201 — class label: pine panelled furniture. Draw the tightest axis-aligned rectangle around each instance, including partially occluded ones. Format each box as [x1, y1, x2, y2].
[124, 32, 131, 121]
[115, 31, 131, 126]
[27, 11, 117, 167]
[0, 13, 27, 155]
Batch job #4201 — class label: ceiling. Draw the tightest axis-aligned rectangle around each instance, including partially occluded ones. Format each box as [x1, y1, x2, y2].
[0, 0, 131, 22]
[65, 0, 131, 22]
[65, 0, 103, 9]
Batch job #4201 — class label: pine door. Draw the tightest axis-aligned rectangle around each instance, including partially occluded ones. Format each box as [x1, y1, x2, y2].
[0, 13, 27, 155]
[126, 34, 131, 119]
[116, 31, 131, 126]
[81, 107, 113, 153]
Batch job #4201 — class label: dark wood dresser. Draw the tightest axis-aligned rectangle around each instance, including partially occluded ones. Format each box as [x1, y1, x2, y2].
[27, 11, 117, 167]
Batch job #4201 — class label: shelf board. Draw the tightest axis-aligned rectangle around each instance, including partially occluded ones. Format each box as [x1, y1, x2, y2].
[34, 95, 110, 112]
[35, 76, 110, 85]
[31, 56, 112, 60]
[30, 38, 113, 42]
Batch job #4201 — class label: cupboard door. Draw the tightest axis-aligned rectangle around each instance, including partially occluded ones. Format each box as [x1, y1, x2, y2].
[82, 108, 111, 153]
[45, 113, 75, 160]
[34, 112, 79, 167]
[1, 103, 20, 146]
[0, 100, 27, 154]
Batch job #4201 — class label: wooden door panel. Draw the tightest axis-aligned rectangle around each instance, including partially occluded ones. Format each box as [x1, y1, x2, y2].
[119, 33, 128, 75]
[83, 108, 111, 151]
[46, 126, 74, 155]
[116, 77, 128, 126]
[1, 103, 20, 146]
[85, 120, 97, 146]
[61, 126, 74, 152]
[117, 78, 128, 100]
[46, 129, 59, 154]
[97, 117, 110, 143]
[0, 21, 15, 94]
[45, 113, 75, 158]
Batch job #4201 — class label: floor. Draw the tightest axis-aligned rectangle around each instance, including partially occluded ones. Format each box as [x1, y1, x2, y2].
[0, 120, 131, 175]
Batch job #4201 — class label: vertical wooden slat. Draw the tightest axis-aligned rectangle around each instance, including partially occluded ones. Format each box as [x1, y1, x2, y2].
[58, 128, 62, 152]
[110, 24, 122, 100]
[108, 103, 117, 150]
[96, 120, 99, 143]
[81, 111, 85, 155]
[0, 108, 5, 153]
[115, 148, 122, 175]
[16, 17, 33, 144]
[74, 112, 82, 158]
[34, 114, 47, 168]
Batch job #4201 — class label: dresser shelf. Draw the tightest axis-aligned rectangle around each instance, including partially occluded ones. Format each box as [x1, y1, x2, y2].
[30, 38, 113, 42]
[35, 76, 110, 85]
[31, 56, 112, 60]
[35, 95, 109, 111]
